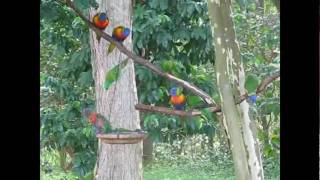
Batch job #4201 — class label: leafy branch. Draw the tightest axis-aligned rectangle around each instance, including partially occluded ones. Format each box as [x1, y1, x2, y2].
[63, 0, 279, 117]
[136, 72, 279, 117]
[64, 0, 216, 106]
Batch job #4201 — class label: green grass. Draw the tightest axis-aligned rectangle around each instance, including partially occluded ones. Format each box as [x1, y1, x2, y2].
[41, 142, 279, 180]
[41, 161, 236, 180]
[41, 156, 279, 180]
[144, 163, 235, 180]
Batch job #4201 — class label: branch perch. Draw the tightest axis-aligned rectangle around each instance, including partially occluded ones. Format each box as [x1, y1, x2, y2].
[64, 0, 215, 105]
[136, 104, 221, 117]
[256, 72, 280, 94]
[136, 104, 202, 117]
[136, 72, 280, 116]
[64, 0, 280, 117]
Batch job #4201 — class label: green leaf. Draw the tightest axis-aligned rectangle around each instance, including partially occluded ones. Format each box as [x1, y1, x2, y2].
[194, 117, 203, 130]
[168, 117, 177, 129]
[203, 124, 215, 137]
[70, 52, 81, 64]
[54, 45, 66, 56]
[187, 96, 202, 106]
[201, 108, 213, 121]
[78, 71, 93, 86]
[161, 60, 174, 71]
[156, 32, 172, 48]
[144, 115, 159, 129]
[40, 1, 60, 22]
[74, 0, 90, 11]
[135, 5, 145, 19]
[187, 118, 196, 130]
[103, 58, 129, 90]
[194, 3, 202, 13]
[159, 0, 168, 10]
[245, 74, 260, 94]
[186, 3, 195, 15]
[107, 43, 116, 54]
[148, 0, 159, 9]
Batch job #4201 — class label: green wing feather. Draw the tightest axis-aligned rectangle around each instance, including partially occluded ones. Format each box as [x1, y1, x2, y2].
[107, 42, 116, 54]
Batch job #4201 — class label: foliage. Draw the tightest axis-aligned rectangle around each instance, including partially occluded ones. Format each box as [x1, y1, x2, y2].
[231, 0, 280, 159]
[40, 0, 280, 178]
[40, 0, 97, 176]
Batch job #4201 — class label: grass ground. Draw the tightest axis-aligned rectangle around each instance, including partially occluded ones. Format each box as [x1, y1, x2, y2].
[41, 136, 279, 180]
[41, 149, 279, 180]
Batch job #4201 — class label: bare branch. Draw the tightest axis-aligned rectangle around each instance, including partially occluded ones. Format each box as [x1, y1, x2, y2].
[64, 0, 216, 105]
[256, 71, 280, 94]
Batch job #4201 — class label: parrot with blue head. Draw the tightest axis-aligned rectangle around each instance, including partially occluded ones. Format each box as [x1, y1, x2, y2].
[107, 26, 131, 54]
[92, 12, 109, 29]
[169, 87, 186, 110]
[112, 26, 131, 42]
[82, 108, 112, 135]
[248, 95, 258, 104]
[92, 12, 109, 43]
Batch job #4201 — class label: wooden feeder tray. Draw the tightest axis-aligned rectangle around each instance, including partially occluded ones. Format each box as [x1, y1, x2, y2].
[96, 131, 148, 144]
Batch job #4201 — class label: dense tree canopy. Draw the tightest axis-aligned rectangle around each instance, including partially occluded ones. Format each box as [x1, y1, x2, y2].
[40, 0, 279, 178]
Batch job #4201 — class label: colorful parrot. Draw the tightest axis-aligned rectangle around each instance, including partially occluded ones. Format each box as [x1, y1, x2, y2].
[92, 12, 109, 30]
[248, 95, 258, 104]
[107, 26, 131, 54]
[112, 26, 131, 42]
[92, 12, 109, 42]
[169, 87, 186, 110]
[82, 108, 112, 134]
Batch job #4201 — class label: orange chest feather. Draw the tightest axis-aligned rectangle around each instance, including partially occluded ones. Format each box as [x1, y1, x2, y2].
[93, 16, 109, 29]
[170, 95, 186, 105]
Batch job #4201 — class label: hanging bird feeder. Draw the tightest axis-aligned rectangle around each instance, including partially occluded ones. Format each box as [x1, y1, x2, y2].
[96, 131, 148, 144]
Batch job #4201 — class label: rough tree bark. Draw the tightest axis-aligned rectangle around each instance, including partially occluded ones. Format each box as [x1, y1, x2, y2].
[206, 0, 264, 180]
[89, 0, 142, 179]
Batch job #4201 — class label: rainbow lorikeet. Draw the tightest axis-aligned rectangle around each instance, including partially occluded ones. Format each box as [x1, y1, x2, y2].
[82, 108, 112, 134]
[112, 26, 130, 42]
[107, 26, 131, 54]
[92, 12, 109, 42]
[248, 95, 258, 104]
[169, 87, 186, 110]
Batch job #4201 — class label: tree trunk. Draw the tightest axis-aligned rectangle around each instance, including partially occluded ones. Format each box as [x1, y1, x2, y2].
[206, 0, 264, 180]
[217, 113, 231, 152]
[142, 136, 153, 164]
[89, 0, 142, 179]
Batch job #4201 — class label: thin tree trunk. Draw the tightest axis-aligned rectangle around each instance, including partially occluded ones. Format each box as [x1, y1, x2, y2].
[89, 0, 142, 179]
[206, 0, 264, 179]
[142, 137, 153, 164]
